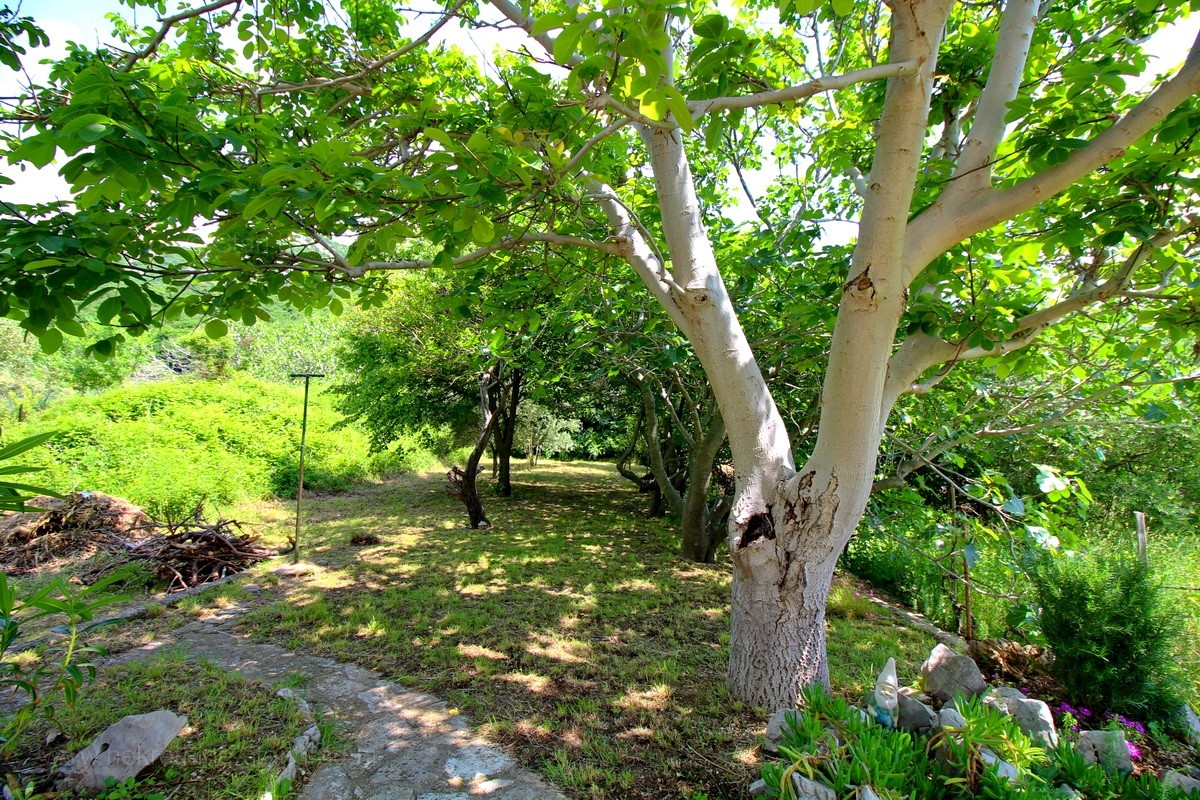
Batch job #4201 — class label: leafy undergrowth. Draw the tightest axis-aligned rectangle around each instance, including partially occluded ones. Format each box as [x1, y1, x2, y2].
[5, 650, 312, 800]
[151, 461, 937, 800]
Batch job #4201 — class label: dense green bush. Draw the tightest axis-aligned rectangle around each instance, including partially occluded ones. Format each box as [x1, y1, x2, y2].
[1030, 551, 1186, 720]
[7, 377, 378, 517]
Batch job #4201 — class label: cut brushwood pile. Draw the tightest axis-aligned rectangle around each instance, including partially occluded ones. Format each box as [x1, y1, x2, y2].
[0, 494, 273, 590]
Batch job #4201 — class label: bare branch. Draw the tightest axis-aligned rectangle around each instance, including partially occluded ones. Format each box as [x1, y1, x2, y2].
[255, 0, 468, 98]
[119, 0, 241, 72]
[686, 58, 920, 119]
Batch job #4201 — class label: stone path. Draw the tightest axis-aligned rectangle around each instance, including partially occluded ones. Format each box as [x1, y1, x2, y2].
[108, 601, 567, 800]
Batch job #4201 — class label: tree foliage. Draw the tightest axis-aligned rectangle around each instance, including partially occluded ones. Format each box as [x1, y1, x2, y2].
[2, 0, 1199, 705]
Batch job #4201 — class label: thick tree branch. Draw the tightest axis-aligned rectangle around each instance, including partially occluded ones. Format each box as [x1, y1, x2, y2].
[686, 59, 920, 118]
[948, 0, 1039, 195]
[905, 31, 1200, 282]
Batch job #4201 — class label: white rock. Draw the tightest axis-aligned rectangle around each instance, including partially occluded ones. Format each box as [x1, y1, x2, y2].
[1076, 730, 1132, 774]
[981, 748, 1018, 781]
[1179, 705, 1200, 748]
[791, 774, 836, 800]
[1161, 770, 1200, 795]
[57, 710, 187, 792]
[939, 707, 967, 730]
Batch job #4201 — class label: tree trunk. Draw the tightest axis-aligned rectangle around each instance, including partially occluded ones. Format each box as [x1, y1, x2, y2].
[446, 364, 501, 527]
[494, 369, 522, 497]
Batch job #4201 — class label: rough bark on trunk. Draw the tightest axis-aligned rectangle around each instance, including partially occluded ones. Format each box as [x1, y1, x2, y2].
[446, 364, 502, 527]
[494, 370, 522, 497]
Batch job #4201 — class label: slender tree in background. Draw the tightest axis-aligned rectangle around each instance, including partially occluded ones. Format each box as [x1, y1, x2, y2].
[2, 0, 1199, 707]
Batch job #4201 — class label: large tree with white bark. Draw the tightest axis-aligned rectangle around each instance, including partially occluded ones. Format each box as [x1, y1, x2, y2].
[2, 0, 1199, 709]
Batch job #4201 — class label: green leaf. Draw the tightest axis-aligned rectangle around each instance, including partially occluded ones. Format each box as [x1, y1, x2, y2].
[471, 216, 495, 245]
[553, 22, 584, 65]
[0, 431, 59, 462]
[640, 88, 667, 121]
[830, 0, 853, 15]
[38, 328, 63, 355]
[694, 14, 729, 39]
[205, 319, 229, 339]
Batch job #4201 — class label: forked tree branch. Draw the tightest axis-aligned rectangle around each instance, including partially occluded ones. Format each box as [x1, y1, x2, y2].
[255, 0, 469, 98]
[119, 0, 241, 71]
[904, 29, 1200, 284]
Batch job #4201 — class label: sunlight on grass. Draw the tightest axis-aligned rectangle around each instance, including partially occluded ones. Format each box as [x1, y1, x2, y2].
[208, 461, 942, 799]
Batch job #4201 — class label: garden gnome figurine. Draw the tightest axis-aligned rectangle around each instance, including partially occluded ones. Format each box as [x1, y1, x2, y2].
[870, 657, 899, 729]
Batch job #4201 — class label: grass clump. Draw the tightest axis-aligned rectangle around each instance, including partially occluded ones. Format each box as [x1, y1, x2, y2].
[1030, 551, 1186, 721]
[5, 649, 310, 800]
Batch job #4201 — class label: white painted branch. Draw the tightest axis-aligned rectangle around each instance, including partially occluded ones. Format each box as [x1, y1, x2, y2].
[808, 0, 955, 515]
[686, 59, 920, 118]
[948, 0, 1039, 195]
[589, 181, 687, 326]
[488, 0, 584, 66]
[905, 31, 1200, 282]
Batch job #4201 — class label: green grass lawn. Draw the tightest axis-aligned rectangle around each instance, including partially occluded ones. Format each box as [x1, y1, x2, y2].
[193, 461, 937, 800]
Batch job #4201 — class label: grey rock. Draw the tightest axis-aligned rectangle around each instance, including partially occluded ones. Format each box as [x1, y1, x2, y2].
[1077, 730, 1133, 774]
[981, 748, 1018, 781]
[57, 710, 187, 792]
[1179, 705, 1200, 748]
[243, 582, 263, 593]
[1056, 784, 1082, 798]
[277, 687, 314, 722]
[857, 787, 882, 800]
[763, 707, 796, 755]
[791, 774, 836, 800]
[920, 644, 986, 704]
[1162, 770, 1200, 796]
[939, 707, 967, 730]
[982, 689, 1057, 747]
[896, 692, 937, 734]
[748, 779, 768, 797]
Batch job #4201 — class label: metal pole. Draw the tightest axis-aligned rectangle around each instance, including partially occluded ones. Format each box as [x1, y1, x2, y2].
[290, 373, 324, 563]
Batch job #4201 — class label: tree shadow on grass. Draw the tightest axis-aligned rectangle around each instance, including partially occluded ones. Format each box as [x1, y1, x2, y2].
[235, 462, 933, 800]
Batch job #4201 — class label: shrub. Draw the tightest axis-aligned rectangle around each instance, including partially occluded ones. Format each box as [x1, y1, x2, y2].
[1030, 550, 1185, 720]
[8, 377, 382, 514]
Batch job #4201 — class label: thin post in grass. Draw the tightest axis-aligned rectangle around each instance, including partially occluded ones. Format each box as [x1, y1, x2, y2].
[1135, 511, 1148, 565]
[289, 373, 324, 564]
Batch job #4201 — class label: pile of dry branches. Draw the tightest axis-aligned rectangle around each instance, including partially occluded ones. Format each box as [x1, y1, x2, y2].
[1, 494, 273, 590]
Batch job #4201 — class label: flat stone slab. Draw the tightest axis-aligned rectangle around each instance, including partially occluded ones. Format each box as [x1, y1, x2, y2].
[58, 709, 188, 791]
[107, 601, 566, 800]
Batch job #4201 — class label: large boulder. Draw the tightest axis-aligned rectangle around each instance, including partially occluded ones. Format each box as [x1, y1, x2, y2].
[920, 644, 987, 704]
[1076, 730, 1133, 774]
[57, 710, 187, 792]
